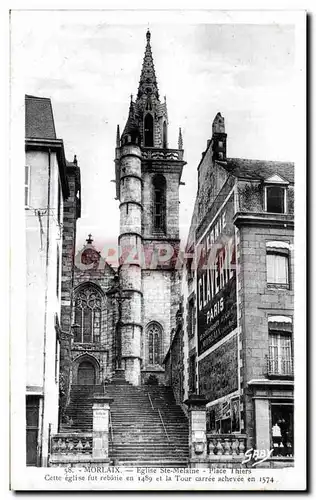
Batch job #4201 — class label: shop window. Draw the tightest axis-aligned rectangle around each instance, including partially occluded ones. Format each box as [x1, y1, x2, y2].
[265, 185, 287, 213]
[271, 404, 294, 457]
[74, 285, 102, 343]
[26, 396, 40, 466]
[266, 242, 290, 288]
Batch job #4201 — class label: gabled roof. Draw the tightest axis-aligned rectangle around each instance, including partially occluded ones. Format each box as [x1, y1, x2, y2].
[216, 157, 294, 184]
[25, 95, 57, 139]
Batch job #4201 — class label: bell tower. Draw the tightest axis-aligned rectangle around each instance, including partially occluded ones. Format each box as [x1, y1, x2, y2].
[115, 30, 186, 385]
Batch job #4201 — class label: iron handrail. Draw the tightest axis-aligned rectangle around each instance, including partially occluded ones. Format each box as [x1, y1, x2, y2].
[158, 408, 170, 443]
[147, 391, 181, 454]
[147, 392, 155, 410]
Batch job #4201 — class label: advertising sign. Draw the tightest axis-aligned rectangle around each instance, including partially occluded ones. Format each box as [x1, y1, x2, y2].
[198, 334, 238, 402]
[196, 193, 237, 355]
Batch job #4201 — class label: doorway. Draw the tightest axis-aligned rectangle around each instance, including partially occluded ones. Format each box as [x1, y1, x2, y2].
[78, 361, 96, 385]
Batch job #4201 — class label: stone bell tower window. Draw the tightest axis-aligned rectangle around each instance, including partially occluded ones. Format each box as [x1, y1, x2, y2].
[74, 285, 102, 343]
[147, 322, 162, 365]
[144, 113, 154, 147]
[163, 121, 167, 148]
[153, 174, 166, 233]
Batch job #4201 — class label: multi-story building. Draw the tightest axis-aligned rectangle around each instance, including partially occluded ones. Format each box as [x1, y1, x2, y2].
[167, 111, 294, 467]
[25, 95, 74, 466]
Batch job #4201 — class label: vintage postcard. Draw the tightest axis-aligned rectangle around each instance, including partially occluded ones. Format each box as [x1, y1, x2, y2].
[9, 8, 306, 491]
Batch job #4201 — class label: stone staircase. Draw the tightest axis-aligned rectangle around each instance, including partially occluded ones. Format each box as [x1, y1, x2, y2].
[62, 381, 189, 467]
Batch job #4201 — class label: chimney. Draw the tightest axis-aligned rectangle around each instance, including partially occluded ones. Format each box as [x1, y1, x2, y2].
[212, 112, 227, 161]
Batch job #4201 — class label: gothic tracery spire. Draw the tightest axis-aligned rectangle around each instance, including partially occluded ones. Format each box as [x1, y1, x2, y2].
[137, 29, 159, 100]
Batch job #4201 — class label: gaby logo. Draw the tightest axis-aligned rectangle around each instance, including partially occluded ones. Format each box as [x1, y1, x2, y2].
[242, 448, 274, 467]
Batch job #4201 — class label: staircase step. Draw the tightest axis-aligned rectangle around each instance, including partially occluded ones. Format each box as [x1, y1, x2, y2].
[63, 383, 189, 465]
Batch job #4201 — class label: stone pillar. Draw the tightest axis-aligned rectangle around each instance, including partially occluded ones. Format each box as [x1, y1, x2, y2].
[254, 398, 270, 450]
[184, 394, 208, 468]
[118, 142, 143, 385]
[92, 394, 113, 461]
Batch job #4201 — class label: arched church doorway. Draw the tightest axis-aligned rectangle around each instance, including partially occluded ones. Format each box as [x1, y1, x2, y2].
[77, 361, 96, 385]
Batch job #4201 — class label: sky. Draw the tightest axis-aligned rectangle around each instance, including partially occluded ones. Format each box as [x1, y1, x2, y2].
[11, 10, 297, 255]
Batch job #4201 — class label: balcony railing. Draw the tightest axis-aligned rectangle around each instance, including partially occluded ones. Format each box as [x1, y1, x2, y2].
[267, 356, 294, 377]
[49, 433, 93, 467]
[207, 434, 247, 459]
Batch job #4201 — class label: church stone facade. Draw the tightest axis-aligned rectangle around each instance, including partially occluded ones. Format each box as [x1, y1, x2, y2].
[59, 29, 185, 403]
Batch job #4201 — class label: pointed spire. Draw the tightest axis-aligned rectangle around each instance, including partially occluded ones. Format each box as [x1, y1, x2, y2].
[122, 98, 140, 143]
[116, 125, 120, 147]
[178, 128, 183, 150]
[137, 30, 159, 100]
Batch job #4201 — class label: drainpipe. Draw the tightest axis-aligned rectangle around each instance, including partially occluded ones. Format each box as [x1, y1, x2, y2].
[39, 149, 51, 466]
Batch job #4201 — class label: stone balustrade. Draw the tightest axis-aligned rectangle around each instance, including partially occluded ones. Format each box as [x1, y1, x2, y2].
[51, 433, 93, 456]
[207, 434, 247, 459]
[142, 148, 184, 161]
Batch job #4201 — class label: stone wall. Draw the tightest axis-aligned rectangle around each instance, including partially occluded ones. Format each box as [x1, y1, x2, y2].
[59, 165, 80, 421]
[142, 269, 178, 366]
[142, 169, 180, 239]
[164, 326, 184, 405]
[237, 222, 294, 447]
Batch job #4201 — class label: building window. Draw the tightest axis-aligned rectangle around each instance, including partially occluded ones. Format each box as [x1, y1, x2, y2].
[56, 244, 60, 298]
[265, 186, 287, 213]
[25, 165, 30, 207]
[188, 353, 196, 393]
[147, 322, 162, 365]
[268, 316, 293, 377]
[186, 246, 194, 282]
[55, 335, 59, 383]
[269, 333, 293, 376]
[57, 178, 61, 224]
[271, 404, 294, 457]
[266, 242, 290, 288]
[26, 396, 40, 466]
[74, 286, 102, 343]
[144, 113, 154, 147]
[163, 121, 167, 148]
[153, 174, 166, 233]
[187, 298, 195, 340]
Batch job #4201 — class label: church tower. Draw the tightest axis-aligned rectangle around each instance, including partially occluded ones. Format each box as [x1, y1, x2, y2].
[115, 30, 185, 385]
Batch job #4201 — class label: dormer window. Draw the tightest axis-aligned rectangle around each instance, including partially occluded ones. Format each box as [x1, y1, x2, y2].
[264, 174, 289, 214]
[266, 186, 286, 213]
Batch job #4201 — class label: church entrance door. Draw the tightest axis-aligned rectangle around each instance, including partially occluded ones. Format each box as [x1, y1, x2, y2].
[78, 361, 96, 385]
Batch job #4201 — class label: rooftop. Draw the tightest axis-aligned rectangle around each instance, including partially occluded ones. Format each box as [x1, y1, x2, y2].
[217, 157, 294, 184]
[25, 95, 57, 140]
